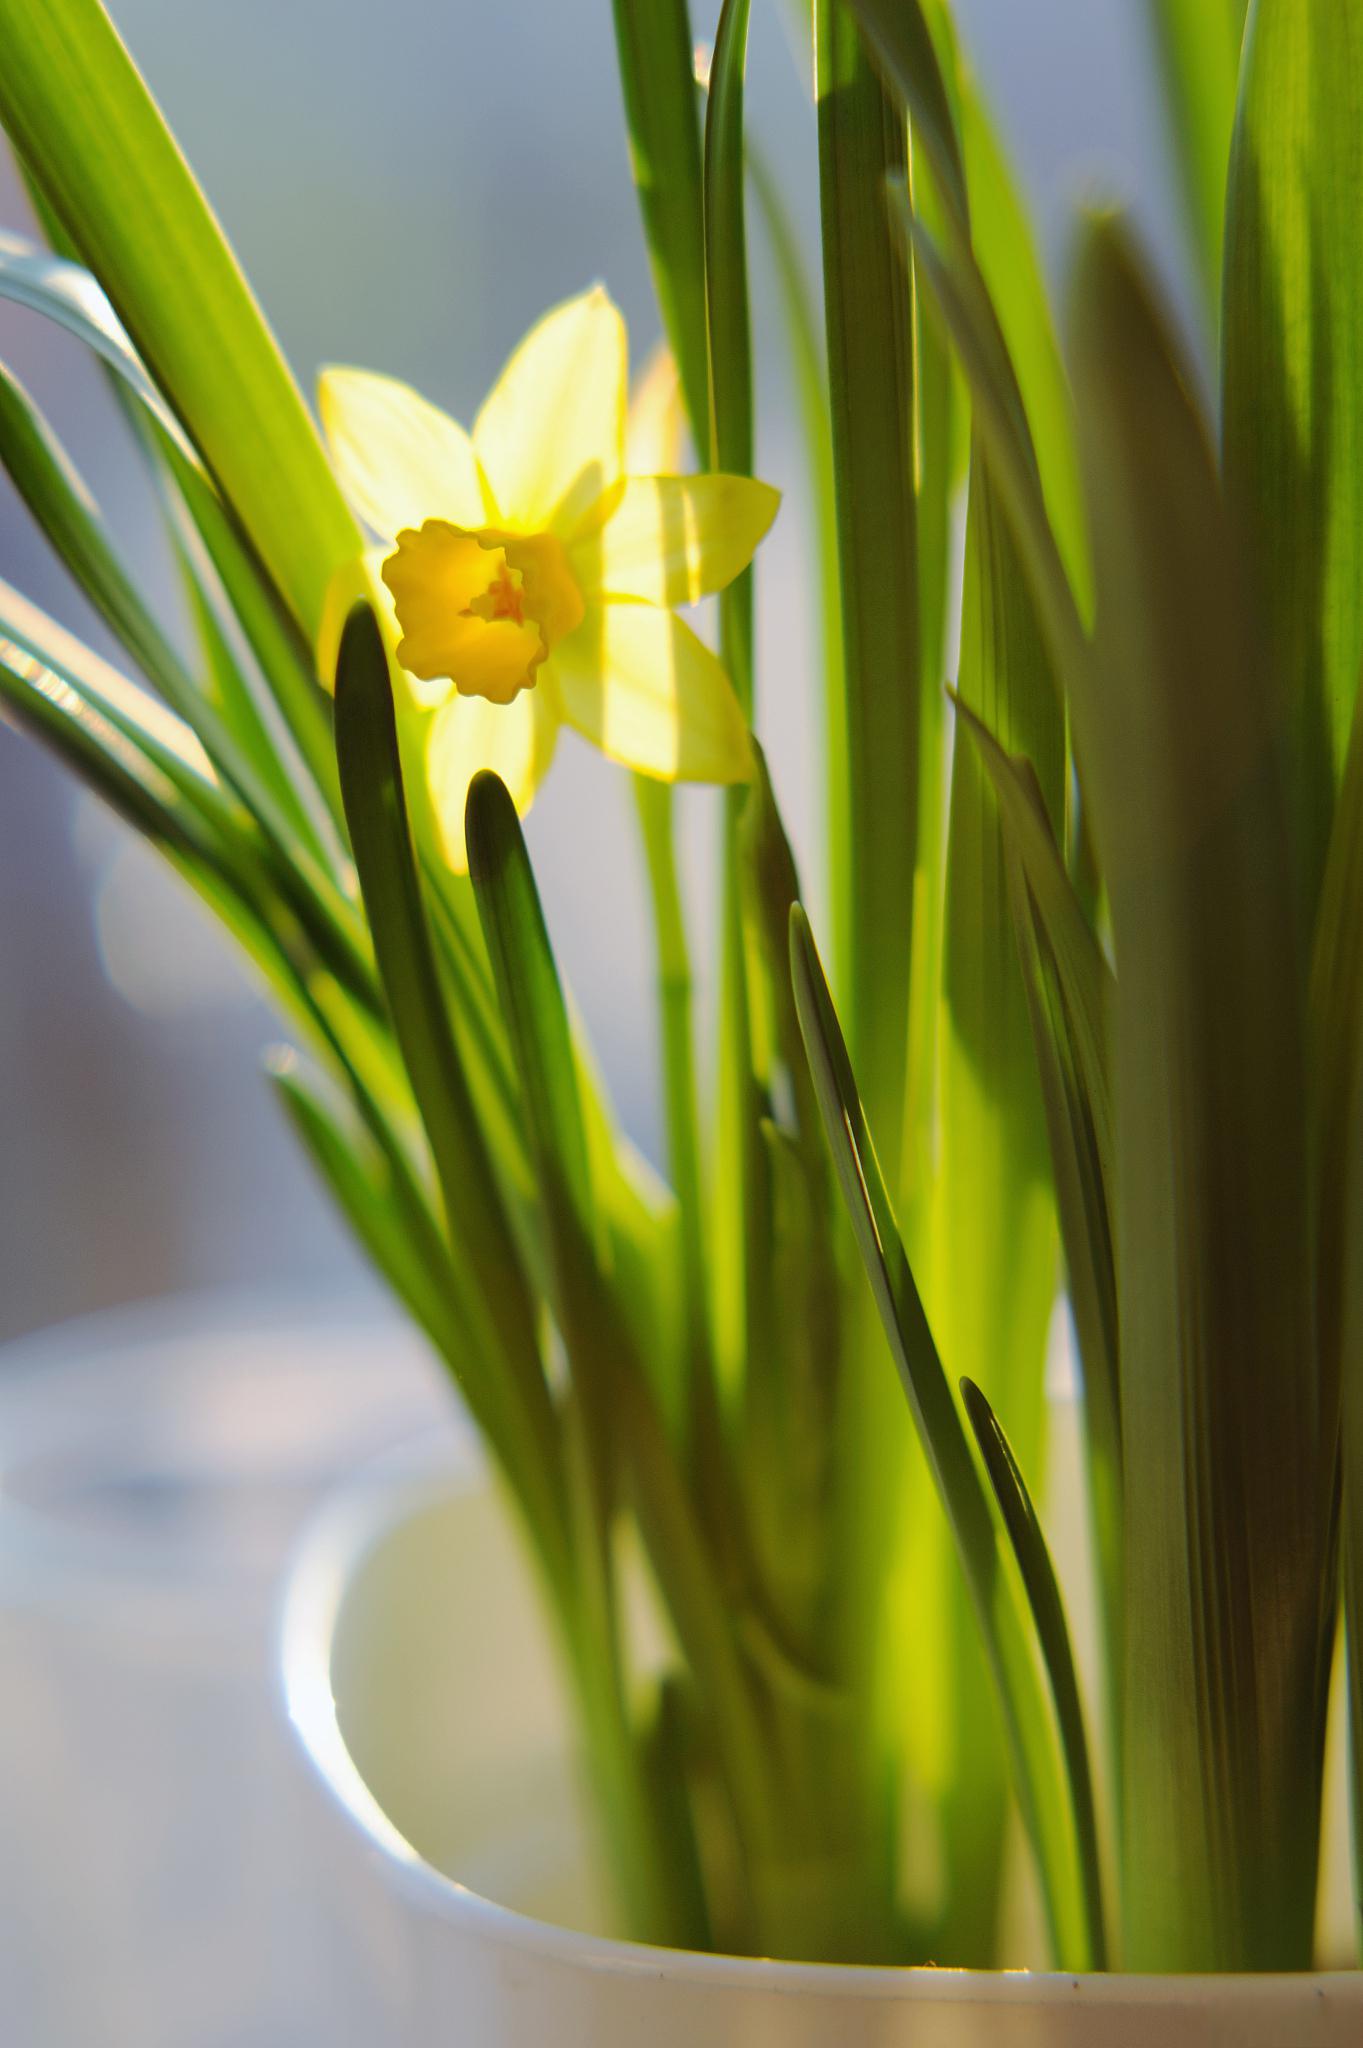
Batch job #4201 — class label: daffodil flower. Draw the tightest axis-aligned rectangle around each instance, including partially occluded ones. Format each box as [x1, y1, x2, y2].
[317, 287, 778, 867]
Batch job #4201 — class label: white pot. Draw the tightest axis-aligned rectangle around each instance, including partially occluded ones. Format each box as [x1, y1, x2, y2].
[281, 1462, 1363, 2046]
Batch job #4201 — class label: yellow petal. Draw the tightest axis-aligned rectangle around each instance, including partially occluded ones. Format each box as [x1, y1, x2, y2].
[624, 343, 687, 476]
[571, 474, 780, 608]
[318, 368, 488, 539]
[421, 675, 560, 871]
[552, 600, 752, 784]
[473, 286, 626, 536]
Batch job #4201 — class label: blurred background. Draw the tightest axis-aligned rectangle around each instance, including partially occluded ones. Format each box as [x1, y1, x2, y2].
[0, 5, 1196, 2040]
[0, 0, 1186, 1342]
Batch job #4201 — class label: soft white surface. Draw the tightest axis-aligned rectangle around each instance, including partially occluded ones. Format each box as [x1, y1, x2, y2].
[283, 1467, 1363, 2046]
[0, 1290, 453, 2047]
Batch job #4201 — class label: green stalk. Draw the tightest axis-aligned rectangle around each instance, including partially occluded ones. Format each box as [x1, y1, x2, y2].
[609, 0, 710, 452]
[634, 780, 725, 1504]
[744, 147, 845, 999]
[814, 0, 919, 1141]
[703, 0, 767, 1412]
[809, 0, 921, 1958]
[923, 453, 1063, 1962]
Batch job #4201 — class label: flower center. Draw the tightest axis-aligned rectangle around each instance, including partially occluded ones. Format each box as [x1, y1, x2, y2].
[381, 520, 584, 705]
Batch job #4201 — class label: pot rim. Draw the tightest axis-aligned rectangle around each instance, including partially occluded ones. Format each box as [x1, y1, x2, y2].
[279, 1467, 1362, 2011]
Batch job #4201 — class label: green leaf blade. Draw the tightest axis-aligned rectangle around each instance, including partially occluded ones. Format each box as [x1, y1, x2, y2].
[815, 0, 920, 1157]
[0, 0, 359, 639]
[960, 1376, 1108, 1970]
[1072, 213, 1327, 1970]
[1222, 0, 1363, 912]
[1144, 0, 1246, 333]
[333, 603, 562, 1563]
[790, 902, 1095, 1971]
[922, 452, 1065, 1958]
[608, 0, 709, 451]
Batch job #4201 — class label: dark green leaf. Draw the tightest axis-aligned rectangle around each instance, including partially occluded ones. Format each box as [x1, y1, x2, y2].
[790, 901, 1096, 1970]
[960, 1376, 1107, 1968]
[846, 0, 967, 231]
[815, 0, 919, 1154]
[925, 450, 1064, 1952]
[271, 1051, 470, 1364]
[704, 0, 756, 715]
[1071, 212, 1325, 1970]
[0, 234, 342, 820]
[333, 603, 561, 1557]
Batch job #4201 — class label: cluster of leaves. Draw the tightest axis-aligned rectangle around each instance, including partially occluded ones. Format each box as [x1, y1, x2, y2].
[0, 0, 1358, 1975]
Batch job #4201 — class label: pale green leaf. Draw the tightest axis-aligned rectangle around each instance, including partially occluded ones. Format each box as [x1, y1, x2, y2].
[1223, 0, 1363, 911]
[1072, 213, 1326, 1970]
[0, 0, 359, 638]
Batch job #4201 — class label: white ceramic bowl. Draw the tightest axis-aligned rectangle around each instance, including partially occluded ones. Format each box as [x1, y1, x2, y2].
[281, 1465, 1363, 2046]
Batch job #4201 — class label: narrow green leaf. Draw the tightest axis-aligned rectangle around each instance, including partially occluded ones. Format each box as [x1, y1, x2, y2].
[0, 575, 382, 1025]
[790, 902, 1094, 1970]
[701, 0, 772, 1626]
[465, 769, 784, 1946]
[154, 421, 342, 821]
[1309, 611, 1363, 1953]
[0, 234, 342, 819]
[1144, 0, 1246, 332]
[815, 0, 919, 1155]
[0, 229, 180, 438]
[955, 685, 1121, 1648]
[271, 1052, 470, 1362]
[0, 357, 201, 720]
[1, 600, 455, 1394]
[950, 692, 1113, 1159]
[922, 450, 1063, 1958]
[608, 0, 709, 451]
[167, 519, 325, 858]
[737, 749, 843, 1646]
[1295, 617, 1363, 1762]
[634, 778, 721, 1477]
[704, 0, 757, 714]
[464, 769, 601, 1310]
[0, 598, 360, 1062]
[957, 83, 1088, 613]
[1004, 852, 1122, 1683]
[851, 0, 1089, 610]
[1348, 1484, 1363, 1963]
[462, 770, 629, 1888]
[332, 603, 562, 1556]
[0, 0, 359, 639]
[0, 358, 339, 892]
[1222, 0, 1363, 913]
[0, 590, 237, 876]
[846, 0, 967, 231]
[423, 836, 679, 1426]
[1071, 213, 1326, 1970]
[0, 368, 373, 1008]
[959, 1376, 1108, 1968]
[888, 193, 1087, 704]
[745, 146, 843, 897]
